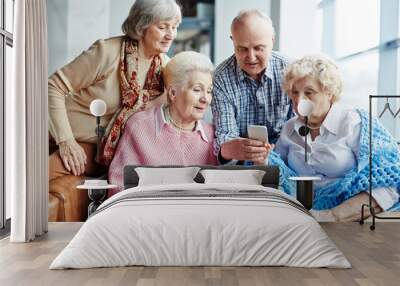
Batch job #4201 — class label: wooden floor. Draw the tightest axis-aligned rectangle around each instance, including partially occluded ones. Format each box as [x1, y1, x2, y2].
[1, 222, 399, 286]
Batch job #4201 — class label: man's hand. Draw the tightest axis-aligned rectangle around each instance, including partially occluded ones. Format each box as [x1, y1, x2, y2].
[253, 142, 275, 165]
[220, 138, 274, 164]
[58, 139, 87, 176]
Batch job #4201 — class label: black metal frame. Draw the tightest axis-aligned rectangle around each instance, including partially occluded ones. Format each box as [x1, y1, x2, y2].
[360, 95, 400, 230]
[0, 0, 5, 231]
[0, 218, 10, 239]
[87, 189, 107, 217]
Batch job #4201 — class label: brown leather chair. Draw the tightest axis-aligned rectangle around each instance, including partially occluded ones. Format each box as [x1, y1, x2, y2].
[48, 135, 106, 222]
[48, 175, 89, 222]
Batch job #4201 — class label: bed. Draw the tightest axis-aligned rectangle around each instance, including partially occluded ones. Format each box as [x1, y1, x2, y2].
[50, 165, 350, 269]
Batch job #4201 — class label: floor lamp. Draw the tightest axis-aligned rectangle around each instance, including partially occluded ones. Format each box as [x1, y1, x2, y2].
[290, 99, 320, 210]
[89, 99, 107, 162]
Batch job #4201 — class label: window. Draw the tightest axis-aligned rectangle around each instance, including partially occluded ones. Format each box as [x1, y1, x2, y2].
[318, 0, 400, 137]
[314, 6, 323, 52]
[334, 0, 380, 112]
[318, 0, 381, 109]
[1, 0, 14, 234]
[338, 51, 379, 111]
[5, 44, 11, 220]
[335, 0, 379, 58]
[5, 0, 13, 33]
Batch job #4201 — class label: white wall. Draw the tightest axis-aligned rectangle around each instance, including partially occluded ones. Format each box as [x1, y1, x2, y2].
[214, 0, 271, 66]
[47, 0, 322, 125]
[67, 0, 110, 63]
[47, 0, 133, 75]
[47, 0, 69, 75]
[214, 0, 319, 64]
[48, 0, 275, 70]
[279, 0, 320, 59]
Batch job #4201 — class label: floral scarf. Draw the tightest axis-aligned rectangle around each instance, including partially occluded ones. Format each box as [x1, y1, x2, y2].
[101, 37, 164, 165]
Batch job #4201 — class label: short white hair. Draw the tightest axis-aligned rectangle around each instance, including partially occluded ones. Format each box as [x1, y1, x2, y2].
[164, 51, 214, 89]
[231, 9, 275, 36]
[283, 54, 343, 102]
[122, 0, 182, 40]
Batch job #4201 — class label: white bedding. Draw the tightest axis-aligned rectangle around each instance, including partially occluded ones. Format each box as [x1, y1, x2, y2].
[50, 183, 351, 269]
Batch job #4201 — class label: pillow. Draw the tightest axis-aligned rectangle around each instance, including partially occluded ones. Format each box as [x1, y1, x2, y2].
[200, 169, 266, 185]
[135, 167, 201, 186]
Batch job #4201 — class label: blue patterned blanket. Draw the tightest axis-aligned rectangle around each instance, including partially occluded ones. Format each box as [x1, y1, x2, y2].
[269, 109, 400, 210]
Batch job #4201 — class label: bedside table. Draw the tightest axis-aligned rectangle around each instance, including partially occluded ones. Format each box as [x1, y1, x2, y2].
[289, 176, 321, 210]
[77, 184, 118, 216]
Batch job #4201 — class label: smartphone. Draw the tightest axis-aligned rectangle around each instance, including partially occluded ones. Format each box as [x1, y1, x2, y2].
[247, 125, 269, 143]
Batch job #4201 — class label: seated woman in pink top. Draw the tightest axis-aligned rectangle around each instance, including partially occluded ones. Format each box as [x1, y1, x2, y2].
[108, 51, 218, 194]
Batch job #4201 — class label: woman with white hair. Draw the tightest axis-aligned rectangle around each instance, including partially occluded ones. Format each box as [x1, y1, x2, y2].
[48, 0, 181, 221]
[108, 51, 218, 195]
[270, 54, 400, 221]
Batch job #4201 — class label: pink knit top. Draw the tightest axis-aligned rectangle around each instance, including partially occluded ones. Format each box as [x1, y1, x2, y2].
[108, 105, 218, 195]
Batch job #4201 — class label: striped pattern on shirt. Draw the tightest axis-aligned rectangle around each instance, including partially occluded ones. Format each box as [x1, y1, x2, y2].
[211, 52, 294, 154]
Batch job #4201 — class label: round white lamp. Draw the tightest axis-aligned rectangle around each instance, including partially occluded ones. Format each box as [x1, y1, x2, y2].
[297, 99, 315, 163]
[293, 99, 317, 210]
[298, 99, 314, 117]
[90, 99, 107, 117]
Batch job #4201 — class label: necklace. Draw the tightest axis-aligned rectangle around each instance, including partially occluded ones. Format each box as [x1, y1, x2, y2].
[307, 124, 322, 130]
[164, 106, 195, 132]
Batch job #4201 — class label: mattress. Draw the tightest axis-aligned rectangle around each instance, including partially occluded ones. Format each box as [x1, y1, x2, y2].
[50, 183, 351, 269]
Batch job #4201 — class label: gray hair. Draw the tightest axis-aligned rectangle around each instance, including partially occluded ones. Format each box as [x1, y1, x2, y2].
[231, 9, 275, 36]
[164, 51, 214, 89]
[122, 0, 182, 40]
[283, 54, 343, 102]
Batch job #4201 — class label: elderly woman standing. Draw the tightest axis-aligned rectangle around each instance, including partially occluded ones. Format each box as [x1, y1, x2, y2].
[48, 0, 181, 221]
[271, 54, 400, 221]
[108, 51, 218, 193]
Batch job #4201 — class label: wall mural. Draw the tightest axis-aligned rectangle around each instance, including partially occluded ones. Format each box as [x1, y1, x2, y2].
[47, 0, 400, 228]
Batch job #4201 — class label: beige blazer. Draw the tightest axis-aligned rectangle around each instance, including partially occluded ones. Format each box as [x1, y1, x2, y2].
[48, 36, 168, 144]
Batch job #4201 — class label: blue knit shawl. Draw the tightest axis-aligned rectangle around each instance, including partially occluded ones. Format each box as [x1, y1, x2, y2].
[269, 109, 400, 210]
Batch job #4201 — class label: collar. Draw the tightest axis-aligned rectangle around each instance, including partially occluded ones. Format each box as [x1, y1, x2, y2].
[156, 105, 210, 143]
[235, 57, 273, 84]
[318, 103, 342, 136]
[291, 103, 342, 136]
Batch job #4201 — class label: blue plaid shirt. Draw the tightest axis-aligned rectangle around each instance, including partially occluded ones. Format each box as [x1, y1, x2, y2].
[211, 52, 294, 155]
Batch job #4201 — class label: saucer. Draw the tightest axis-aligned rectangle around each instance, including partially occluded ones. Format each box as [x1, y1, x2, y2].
[76, 184, 118, 189]
[289, 176, 321, 181]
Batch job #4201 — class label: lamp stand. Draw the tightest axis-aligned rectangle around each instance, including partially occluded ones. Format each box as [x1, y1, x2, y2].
[296, 180, 314, 210]
[95, 116, 105, 162]
[289, 176, 321, 210]
[304, 116, 308, 163]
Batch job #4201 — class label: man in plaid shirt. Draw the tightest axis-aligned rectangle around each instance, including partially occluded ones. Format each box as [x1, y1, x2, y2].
[211, 9, 293, 165]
